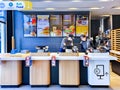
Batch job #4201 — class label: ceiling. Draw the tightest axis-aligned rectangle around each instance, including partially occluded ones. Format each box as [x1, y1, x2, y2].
[6, 0, 120, 18]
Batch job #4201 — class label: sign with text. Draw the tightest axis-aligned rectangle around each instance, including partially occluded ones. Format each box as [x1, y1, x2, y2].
[0, 1, 32, 10]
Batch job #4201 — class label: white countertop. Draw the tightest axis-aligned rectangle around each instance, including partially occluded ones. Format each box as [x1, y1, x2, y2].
[0, 53, 117, 61]
[88, 53, 117, 60]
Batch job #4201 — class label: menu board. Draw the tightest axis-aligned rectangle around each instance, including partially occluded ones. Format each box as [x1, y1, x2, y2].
[37, 15, 50, 37]
[24, 15, 37, 37]
[76, 15, 88, 36]
[63, 15, 75, 36]
[50, 15, 62, 37]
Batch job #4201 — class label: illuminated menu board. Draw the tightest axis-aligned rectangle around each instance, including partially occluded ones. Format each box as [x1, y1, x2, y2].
[76, 15, 88, 36]
[24, 15, 37, 37]
[37, 15, 50, 37]
[63, 15, 75, 36]
[50, 15, 62, 37]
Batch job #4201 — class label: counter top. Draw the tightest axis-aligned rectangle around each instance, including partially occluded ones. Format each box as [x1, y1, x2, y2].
[110, 50, 120, 55]
[88, 53, 117, 60]
[0, 53, 117, 61]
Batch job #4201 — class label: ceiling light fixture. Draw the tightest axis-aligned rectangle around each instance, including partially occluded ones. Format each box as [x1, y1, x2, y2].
[101, 15, 110, 17]
[72, 0, 80, 2]
[44, 0, 52, 2]
[90, 7, 104, 10]
[112, 6, 120, 9]
[46, 8, 55, 10]
[72, 0, 113, 2]
[68, 8, 78, 10]
[99, 0, 114, 1]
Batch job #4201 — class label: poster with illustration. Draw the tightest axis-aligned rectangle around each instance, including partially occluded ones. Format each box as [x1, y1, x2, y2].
[24, 15, 37, 37]
[50, 15, 62, 37]
[76, 15, 88, 36]
[63, 15, 75, 36]
[37, 15, 50, 37]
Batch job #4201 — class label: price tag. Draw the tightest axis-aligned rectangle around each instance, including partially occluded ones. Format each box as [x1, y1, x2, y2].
[25, 56, 32, 67]
[51, 55, 56, 67]
[83, 55, 89, 67]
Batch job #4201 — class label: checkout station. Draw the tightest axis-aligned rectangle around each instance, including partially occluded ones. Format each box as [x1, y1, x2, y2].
[0, 51, 117, 87]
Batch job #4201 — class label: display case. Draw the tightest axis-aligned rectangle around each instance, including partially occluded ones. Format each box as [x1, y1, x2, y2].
[63, 15, 75, 36]
[37, 15, 50, 37]
[24, 15, 37, 37]
[76, 15, 88, 36]
[50, 15, 62, 37]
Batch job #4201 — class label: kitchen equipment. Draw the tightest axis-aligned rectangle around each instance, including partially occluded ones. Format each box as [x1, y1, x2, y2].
[36, 46, 48, 52]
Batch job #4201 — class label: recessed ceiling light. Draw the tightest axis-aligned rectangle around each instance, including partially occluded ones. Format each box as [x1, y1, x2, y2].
[72, 0, 80, 2]
[44, 0, 52, 2]
[46, 8, 55, 10]
[90, 7, 104, 10]
[72, 0, 113, 2]
[99, 0, 114, 1]
[68, 8, 78, 10]
[101, 15, 110, 17]
[112, 6, 120, 9]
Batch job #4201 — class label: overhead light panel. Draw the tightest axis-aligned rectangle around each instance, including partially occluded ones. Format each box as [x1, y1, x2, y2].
[72, 0, 113, 2]
[44, 0, 52, 2]
[72, 0, 80, 2]
[112, 6, 120, 9]
[90, 7, 104, 10]
[46, 8, 55, 10]
[68, 8, 78, 10]
[99, 0, 114, 1]
[101, 15, 110, 17]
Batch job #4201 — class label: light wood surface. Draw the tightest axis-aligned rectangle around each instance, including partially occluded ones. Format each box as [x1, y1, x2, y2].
[111, 29, 120, 62]
[1, 61, 22, 85]
[59, 60, 80, 85]
[30, 60, 50, 85]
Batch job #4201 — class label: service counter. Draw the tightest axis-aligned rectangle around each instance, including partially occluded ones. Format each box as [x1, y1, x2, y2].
[0, 53, 24, 87]
[58, 53, 84, 86]
[87, 53, 117, 86]
[30, 53, 51, 86]
[110, 50, 120, 75]
[0, 52, 117, 87]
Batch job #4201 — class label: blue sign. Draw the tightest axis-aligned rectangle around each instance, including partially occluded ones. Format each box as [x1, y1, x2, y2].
[0, 3, 5, 8]
[16, 2, 24, 8]
[9, 2, 13, 7]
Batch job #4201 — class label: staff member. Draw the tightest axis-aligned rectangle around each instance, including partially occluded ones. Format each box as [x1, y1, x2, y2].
[80, 35, 94, 53]
[60, 34, 74, 52]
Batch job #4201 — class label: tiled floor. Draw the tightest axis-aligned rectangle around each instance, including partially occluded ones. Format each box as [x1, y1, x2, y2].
[0, 72, 120, 90]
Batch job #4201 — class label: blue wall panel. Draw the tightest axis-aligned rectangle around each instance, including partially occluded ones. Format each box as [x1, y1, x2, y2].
[14, 11, 62, 52]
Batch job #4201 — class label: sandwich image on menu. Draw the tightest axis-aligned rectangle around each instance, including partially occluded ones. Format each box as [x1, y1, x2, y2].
[37, 15, 50, 37]
[51, 26, 62, 36]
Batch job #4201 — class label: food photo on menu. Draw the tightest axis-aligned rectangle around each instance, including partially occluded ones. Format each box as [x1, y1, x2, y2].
[63, 25, 75, 36]
[51, 26, 62, 37]
[24, 15, 37, 37]
[76, 15, 88, 36]
[37, 15, 50, 37]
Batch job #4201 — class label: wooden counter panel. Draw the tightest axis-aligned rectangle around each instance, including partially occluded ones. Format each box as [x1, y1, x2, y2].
[30, 60, 50, 85]
[59, 60, 80, 85]
[1, 61, 22, 85]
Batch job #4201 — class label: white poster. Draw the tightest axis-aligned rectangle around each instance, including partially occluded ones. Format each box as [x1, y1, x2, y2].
[37, 15, 50, 37]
